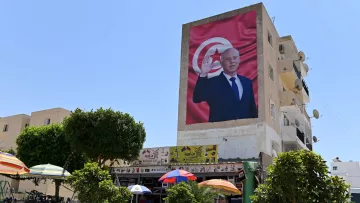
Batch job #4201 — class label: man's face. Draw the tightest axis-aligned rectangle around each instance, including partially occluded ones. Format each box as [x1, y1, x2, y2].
[221, 49, 240, 75]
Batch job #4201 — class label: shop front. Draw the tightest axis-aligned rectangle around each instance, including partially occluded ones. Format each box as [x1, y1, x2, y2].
[112, 162, 246, 203]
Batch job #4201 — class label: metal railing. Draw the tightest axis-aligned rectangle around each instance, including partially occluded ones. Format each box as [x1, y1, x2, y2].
[293, 62, 302, 79]
[302, 80, 309, 97]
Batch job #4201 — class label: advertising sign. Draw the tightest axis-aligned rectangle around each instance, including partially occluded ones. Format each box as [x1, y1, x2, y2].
[112, 163, 243, 174]
[169, 145, 218, 164]
[186, 10, 258, 125]
[134, 147, 170, 166]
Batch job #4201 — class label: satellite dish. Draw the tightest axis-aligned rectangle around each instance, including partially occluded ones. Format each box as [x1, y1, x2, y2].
[303, 63, 309, 72]
[295, 79, 303, 90]
[313, 136, 318, 143]
[313, 109, 320, 119]
[295, 119, 300, 127]
[298, 51, 305, 62]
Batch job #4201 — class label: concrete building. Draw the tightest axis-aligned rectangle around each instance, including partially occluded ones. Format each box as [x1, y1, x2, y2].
[331, 158, 360, 202]
[0, 108, 71, 151]
[0, 108, 73, 199]
[177, 2, 313, 170]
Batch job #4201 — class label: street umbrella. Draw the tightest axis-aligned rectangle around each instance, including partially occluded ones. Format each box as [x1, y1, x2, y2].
[127, 185, 152, 195]
[0, 151, 30, 175]
[198, 179, 242, 196]
[128, 185, 152, 203]
[26, 164, 71, 179]
[158, 169, 196, 183]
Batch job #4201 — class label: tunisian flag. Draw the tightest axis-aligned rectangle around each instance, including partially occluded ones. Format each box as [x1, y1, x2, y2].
[186, 10, 258, 125]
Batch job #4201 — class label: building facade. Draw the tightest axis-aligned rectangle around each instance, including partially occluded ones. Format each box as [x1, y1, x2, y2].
[0, 108, 73, 199]
[177, 3, 313, 169]
[0, 108, 71, 151]
[331, 158, 360, 202]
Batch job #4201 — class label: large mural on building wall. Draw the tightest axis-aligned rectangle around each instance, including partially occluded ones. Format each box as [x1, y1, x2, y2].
[186, 10, 258, 125]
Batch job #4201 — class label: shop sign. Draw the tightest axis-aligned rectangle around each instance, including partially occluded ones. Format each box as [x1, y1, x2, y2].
[169, 145, 218, 164]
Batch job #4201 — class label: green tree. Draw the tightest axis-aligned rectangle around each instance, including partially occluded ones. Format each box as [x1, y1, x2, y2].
[251, 150, 351, 203]
[66, 162, 132, 203]
[63, 108, 146, 167]
[16, 124, 86, 198]
[164, 181, 218, 203]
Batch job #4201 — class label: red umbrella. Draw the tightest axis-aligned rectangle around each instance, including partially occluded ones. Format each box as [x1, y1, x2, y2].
[158, 169, 197, 183]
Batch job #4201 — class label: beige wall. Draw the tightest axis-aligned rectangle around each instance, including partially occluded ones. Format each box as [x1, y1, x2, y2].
[0, 114, 30, 150]
[29, 108, 71, 127]
[261, 5, 281, 135]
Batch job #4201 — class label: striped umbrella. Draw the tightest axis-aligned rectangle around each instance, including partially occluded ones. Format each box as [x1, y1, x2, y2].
[0, 151, 30, 175]
[27, 164, 70, 179]
[198, 179, 242, 195]
[158, 169, 197, 183]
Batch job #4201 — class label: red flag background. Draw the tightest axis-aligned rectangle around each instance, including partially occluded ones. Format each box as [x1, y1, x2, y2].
[186, 10, 258, 125]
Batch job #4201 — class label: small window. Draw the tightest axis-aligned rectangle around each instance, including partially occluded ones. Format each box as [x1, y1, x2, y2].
[3, 124, 8, 132]
[279, 44, 285, 54]
[270, 100, 276, 120]
[333, 166, 338, 171]
[269, 65, 274, 81]
[25, 124, 29, 128]
[268, 31, 273, 46]
[44, 118, 51, 125]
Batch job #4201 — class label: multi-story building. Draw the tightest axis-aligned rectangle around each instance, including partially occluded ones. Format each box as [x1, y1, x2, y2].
[176, 2, 313, 169]
[331, 158, 360, 202]
[0, 108, 72, 199]
[111, 3, 317, 203]
[0, 108, 70, 151]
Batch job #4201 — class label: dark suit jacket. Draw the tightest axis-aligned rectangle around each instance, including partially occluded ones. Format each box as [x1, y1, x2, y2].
[193, 72, 258, 122]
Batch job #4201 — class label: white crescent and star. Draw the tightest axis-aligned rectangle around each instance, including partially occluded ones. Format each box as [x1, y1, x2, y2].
[192, 37, 233, 78]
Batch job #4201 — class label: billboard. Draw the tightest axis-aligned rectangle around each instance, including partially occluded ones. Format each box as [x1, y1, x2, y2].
[134, 147, 170, 166]
[169, 145, 218, 164]
[186, 10, 258, 125]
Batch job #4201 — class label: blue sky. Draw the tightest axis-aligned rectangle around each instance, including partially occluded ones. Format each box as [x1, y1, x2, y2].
[1, 0, 359, 164]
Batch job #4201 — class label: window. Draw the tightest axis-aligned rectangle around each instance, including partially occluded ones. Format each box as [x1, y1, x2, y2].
[25, 123, 29, 128]
[268, 31, 273, 46]
[3, 124, 8, 132]
[333, 166, 338, 171]
[279, 44, 285, 54]
[270, 100, 276, 120]
[44, 118, 51, 125]
[269, 65, 274, 81]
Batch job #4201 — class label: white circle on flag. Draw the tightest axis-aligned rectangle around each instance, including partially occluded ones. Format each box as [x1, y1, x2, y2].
[192, 37, 233, 78]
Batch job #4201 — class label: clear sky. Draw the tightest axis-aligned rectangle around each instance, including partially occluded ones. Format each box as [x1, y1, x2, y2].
[1, 0, 359, 164]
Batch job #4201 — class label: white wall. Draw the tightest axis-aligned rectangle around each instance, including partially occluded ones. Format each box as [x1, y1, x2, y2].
[331, 162, 360, 192]
[177, 122, 280, 160]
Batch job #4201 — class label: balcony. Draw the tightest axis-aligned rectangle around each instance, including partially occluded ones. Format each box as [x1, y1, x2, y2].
[280, 91, 310, 124]
[279, 58, 301, 90]
[282, 125, 312, 151]
[294, 60, 308, 78]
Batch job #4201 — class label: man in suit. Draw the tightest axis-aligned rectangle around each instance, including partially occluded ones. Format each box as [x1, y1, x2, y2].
[193, 47, 258, 122]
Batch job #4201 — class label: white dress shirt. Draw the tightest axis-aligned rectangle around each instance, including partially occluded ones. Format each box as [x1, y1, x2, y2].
[223, 73, 243, 100]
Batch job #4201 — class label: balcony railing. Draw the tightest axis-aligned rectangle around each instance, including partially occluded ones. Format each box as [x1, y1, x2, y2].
[296, 128, 305, 145]
[302, 80, 309, 97]
[293, 62, 302, 79]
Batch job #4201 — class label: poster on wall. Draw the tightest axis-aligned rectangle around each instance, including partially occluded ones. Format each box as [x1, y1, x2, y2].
[134, 147, 170, 166]
[169, 145, 218, 164]
[186, 10, 258, 125]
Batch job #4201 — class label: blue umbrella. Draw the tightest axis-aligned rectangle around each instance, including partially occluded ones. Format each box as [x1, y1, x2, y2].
[127, 185, 152, 195]
[127, 185, 152, 203]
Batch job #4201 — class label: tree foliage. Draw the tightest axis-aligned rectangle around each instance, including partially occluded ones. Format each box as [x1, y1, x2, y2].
[164, 181, 218, 203]
[16, 124, 85, 173]
[66, 162, 132, 203]
[251, 150, 351, 203]
[63, 108, 146, 167]
[3, 148, 16, 156]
